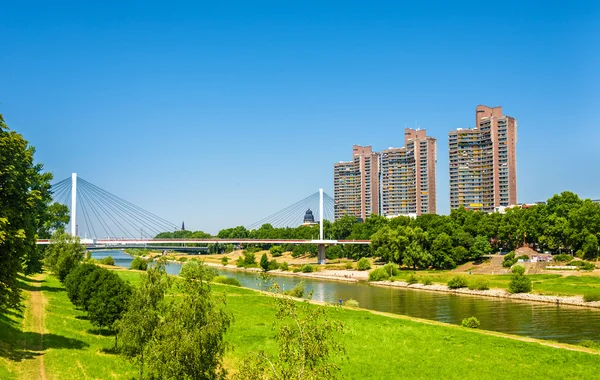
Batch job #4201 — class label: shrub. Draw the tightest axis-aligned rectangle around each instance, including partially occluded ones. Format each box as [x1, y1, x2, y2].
[406, 273, 419, 285]
[421, 277, 433, 286]
[212, 276, 241, 287]
[578, 340, 600, 350]
[221, 257, 229, 266]
[461, 316, 480, 328]
[130, 256, 148, 271]
[301, 264, 314, 273]
[508, 265, 532, 293]
[356, 258, 371, 271]
[100, 256, 115, 266]
[243, 252, 257, 267]
[279, 261, 289, 271]
[283, 281, 305, 298]
[468, 278, 490, 291]
[236, 256, 245, 268]
[368, 268, 390, 282]
[581, 262, 597, 271]
[292, 267, 302, 273]
[516, 255, 529, 261]
[553, 254, 572, 262]
[270, 245, 284, 257]
[382, 263, 400, 277]
[583, 290, 600, 302]
[64, 263, 100, 306]
[178, 257, 188, 262]
[502, 252, 517, 268]
[345, 262, 353, 270]
[268, 259, 279, 271]
[447, 276, 469, 289]
[345, 299, 359, 308]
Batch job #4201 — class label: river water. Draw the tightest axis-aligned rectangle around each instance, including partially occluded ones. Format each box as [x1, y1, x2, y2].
[92, 250, 600, 344]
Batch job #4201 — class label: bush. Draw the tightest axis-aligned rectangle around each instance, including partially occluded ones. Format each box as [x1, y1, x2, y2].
[447, 276, 469, 289]
[100, 256, 115, 266]
[130, 256, 148, 271]
[177, 257, 188, 262]
[368, 268, 390, 282]
[382, 263, 400, 277]
[270, 245, 284, 257]
[578, 340, 600, 350]
[292, 267, 302, 273]
[516, 255, 529, 261]
[301, 264, 314, 273]
[221, 257, 229, 266]
[279, 261, 289, 271]
[345, 262, 353, 270]
[461, 316, 480, 328]
[421, 277, 433, 286]
[468, 278, 490, 291]
[268, 259, 279, 271]
[212, 276, 242, 287]
[502, 252, 517, 268]
[581, 262, 597, 271]
[283, 281, 305, 298]
[357, 258, 371, 271]
[345, 299, 359, 308]
[583, 290, 600, 302]
[243, 252, 257, 267]
[406, 273, 419, 285]
[508, 265, 532, 293]
[553, 254, 572, 262]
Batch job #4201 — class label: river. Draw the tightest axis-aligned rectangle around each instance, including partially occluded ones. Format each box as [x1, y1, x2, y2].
[92, 250, 600, 344]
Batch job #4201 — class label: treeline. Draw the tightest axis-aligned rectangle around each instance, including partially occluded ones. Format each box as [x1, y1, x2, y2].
[165, 191, 600, 270]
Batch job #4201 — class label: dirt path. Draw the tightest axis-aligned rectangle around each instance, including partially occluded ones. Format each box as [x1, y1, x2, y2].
[22, 274, 47, 380]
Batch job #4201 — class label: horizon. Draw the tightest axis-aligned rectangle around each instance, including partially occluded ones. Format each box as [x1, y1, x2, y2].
[1, 1, 598, 234]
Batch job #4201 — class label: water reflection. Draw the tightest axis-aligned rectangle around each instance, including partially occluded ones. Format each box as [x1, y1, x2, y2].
[92, 250, 600, 344]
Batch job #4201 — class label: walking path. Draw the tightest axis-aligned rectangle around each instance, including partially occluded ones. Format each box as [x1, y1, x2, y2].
[20, 274, 47, 380]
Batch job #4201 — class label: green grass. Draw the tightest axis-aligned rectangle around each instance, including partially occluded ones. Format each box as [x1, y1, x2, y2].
[3, 268, 600, 379]
[390, 270, 600, 296]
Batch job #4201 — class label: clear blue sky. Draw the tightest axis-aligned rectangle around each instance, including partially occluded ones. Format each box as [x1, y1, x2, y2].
[2, 1, 599, 234]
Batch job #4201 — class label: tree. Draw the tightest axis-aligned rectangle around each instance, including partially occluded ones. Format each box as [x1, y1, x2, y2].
[581, 233, 599, 260]
[508, 265, 531, 293]
[235, 284, 345, 379]
[180, 259, 217, 281]
[44, 231, 85, 282]
[0, 114, 55, 310]
[146, 263, 232, 379]
[469, 235, 492, 260]
[64, 263, 100, 306]
[117, 259, 172, 380]
[260, 253, 270, 271]
[403, 240, 432, 269]
[87, 271, 131, 346]
[430, 233, 455, 269]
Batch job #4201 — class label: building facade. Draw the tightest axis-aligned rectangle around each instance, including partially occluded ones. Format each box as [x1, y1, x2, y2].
[381, 128, 437, 217]
[449, 105, 517, 212]
[333, 145, 380, 220]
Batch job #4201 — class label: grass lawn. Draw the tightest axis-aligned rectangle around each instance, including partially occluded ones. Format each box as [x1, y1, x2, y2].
[2, 267, 600, 379]
[390, 270, 600, 296]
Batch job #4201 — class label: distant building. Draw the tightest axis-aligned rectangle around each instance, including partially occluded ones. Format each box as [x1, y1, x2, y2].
[381, 128, 437, 217]
[334, 145, 380, 220]
[449, 105, 517, 212]
[302, 208, 318, 226]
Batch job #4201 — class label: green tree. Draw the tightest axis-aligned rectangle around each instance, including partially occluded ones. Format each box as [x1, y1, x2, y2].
[235, 284, 345, 379]
[469, 235, 492, 260]
[64, 263, 100, 306]
[117, 259, 172, 380]
[180, 259, 217, 281]
[146, 263, 232, 379]
[508, 265, 532, 293]
[87, 271, 131, 347]
[581, 233, 599, 260]
[44, 231, 85, 282]
[431, 233, 456, 269]
[221, 256, 229, 266]
[260, 253, 270, 271]
[0, 114, 56, 310]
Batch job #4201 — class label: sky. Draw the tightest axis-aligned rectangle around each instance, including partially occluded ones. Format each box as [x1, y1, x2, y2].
[1, 1, 599, 234]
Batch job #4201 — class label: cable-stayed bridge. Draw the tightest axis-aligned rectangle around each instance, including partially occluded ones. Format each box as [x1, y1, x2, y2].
[44, 174, 369, 263]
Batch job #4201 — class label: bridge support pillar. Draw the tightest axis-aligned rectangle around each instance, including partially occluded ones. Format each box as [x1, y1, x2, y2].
[317, 243, 326, 265]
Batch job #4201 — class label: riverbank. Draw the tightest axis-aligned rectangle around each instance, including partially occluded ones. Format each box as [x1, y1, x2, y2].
[371, 280, 600, 309]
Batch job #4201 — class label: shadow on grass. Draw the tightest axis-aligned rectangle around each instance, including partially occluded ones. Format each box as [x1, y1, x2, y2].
[16, 273, 44, 283]
[0, 314, 89, 363]
[75, 315, 89, 321]
[87, 328, 116, 336]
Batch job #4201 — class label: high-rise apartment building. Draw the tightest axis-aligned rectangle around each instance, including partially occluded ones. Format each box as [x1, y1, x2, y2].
[333, 145, 380, 220]
[381, 128, 437, 217]
[449, 105, 517, 212]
